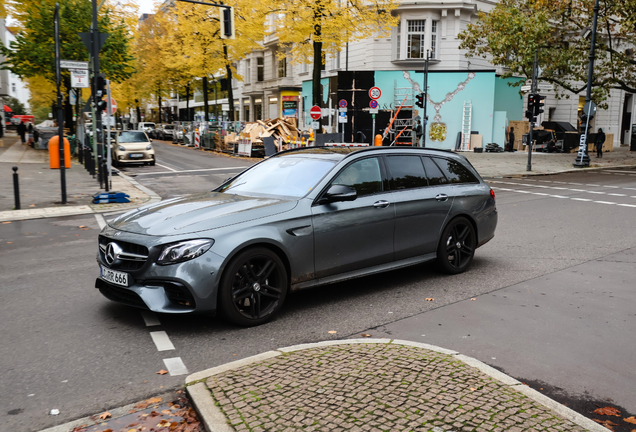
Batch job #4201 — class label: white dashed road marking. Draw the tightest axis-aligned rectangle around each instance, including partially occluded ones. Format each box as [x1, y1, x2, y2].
[150, 331, 175, 351]
[163, 357, 189, 376]
[141, 311, 161, 327]
[155, 163, 177, 172]
[491, 186, 636, 208]
[94, 214, 106, 229]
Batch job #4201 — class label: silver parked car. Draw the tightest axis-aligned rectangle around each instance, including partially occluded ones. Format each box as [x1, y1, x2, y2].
[96, 147, 497, 326]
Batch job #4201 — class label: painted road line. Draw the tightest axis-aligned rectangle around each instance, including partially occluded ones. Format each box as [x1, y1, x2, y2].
[608, 193, 627, 196]
[155, 163, 178, 172]
[141, 311, 161, 327]
[602, 185, 620, 188]
[618, 203, 636, 207]
[134, 167, 246, 176]
[593, 201, 616, 205]
[150, 331, 175, 351]
[571, 198, 593, 202]
[163, 357, 189, 376]
[94, 214, 106, 230]
[492, 187, 636, 208]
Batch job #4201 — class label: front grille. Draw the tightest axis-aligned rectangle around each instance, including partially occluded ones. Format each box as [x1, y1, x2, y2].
[99, 235, 149, 271]
[96, 278, 148, 309]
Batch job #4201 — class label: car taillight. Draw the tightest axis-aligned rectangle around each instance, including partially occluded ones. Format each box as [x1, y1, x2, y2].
[490, 188, 495, 200]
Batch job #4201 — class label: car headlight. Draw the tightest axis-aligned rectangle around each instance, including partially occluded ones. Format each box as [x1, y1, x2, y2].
[146, 144, 152, 150]
[157, 239, 214, 265]
[118, 145, 126, 151]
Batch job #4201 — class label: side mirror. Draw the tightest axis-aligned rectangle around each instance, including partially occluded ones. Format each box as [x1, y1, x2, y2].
[317, 184, 357, 205]
[149, 138, 153, 142]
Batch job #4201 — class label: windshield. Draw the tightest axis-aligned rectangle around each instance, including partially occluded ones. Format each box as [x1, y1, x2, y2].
[164, 125, 174, 130]
[219, 155, 337, 198]
[119, 131, 150, 143]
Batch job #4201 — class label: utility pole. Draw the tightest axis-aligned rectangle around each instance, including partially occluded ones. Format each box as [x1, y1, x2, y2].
[54, 3, 67, 204]
[527, 50, 538, 171]
[422, 50, 430, 148]
[574, 0, 601, 168]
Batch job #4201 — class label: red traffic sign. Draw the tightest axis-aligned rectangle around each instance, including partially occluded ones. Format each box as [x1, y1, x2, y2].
[103, 97, 117, 115]
[369, 87, 381, 100]
[310, 105, 322, 120]
[339, 99, 347, 108]
[369, 100, 378, 109]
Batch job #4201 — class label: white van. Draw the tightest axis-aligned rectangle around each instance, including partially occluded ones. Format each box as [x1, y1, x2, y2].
[138, 122, 156, 133]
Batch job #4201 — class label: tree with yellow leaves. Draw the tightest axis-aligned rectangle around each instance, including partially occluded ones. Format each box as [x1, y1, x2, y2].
[272, 0, 400, 126]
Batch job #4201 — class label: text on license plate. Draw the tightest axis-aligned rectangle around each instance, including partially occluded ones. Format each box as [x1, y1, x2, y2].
[129, 153, 144, 158]
[100, 265, 129, 286]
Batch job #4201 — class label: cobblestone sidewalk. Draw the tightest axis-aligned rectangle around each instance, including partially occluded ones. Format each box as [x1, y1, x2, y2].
[190, 341, 601, 432]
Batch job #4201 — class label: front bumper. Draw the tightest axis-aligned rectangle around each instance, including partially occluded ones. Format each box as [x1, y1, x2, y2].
[95, 236, 225, 314]
[116, 151, 155, 164]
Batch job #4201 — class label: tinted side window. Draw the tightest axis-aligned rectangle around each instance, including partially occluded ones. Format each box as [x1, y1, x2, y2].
[422, 157, 448, 186]
[386, 156, 428, 190]
[432, 157, 479, 184]
[332, 157, 383, 196]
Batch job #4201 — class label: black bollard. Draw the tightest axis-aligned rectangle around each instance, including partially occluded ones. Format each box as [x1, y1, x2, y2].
[98, 154, 104, 188]
[78, 144, 83, 164]
[12, 166, 20, 210]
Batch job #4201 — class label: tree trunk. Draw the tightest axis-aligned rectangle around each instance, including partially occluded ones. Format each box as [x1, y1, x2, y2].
[157, 85, 162, 124]
[203, 76, 209, 122]
[223, 43, 235, 121]
[186, 84, 191, 121]
[312, 1, 323, 133]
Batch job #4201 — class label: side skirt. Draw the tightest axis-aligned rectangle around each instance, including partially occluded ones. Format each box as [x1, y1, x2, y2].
[291, 253, 437, 292]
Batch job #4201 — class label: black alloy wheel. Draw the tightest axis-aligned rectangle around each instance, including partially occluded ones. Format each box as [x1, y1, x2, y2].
[436, 217, 476, 274]
[219, 247, 288, 326]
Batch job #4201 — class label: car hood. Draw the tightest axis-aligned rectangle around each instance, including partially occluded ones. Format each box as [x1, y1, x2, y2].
[109, 192, 298, 236]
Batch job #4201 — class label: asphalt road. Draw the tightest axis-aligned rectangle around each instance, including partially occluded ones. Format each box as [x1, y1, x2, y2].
[1, 143, 635, 431]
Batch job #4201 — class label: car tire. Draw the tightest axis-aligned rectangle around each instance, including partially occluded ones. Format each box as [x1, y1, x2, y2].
[436, 217, 476, 275]
[219, 247, 288, 327]
[149, 160, 155, 166]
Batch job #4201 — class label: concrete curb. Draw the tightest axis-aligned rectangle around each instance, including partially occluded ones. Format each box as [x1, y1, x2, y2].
[187, 339, 607, 432]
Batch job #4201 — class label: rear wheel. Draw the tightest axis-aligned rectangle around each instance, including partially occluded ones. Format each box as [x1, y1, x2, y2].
[219, 247, 288, 326]
[436, 217, 476, 274]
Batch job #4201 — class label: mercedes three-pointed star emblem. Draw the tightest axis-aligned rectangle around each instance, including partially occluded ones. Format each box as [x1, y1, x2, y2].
[105, 242, 123, 266]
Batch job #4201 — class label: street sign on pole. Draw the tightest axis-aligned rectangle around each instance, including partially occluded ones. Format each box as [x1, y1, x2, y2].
[520, 85, 532, 92]
[339, 99, 347, 109]
[310, 105, 322, 120]
[60, 60, 89, 69]
[369, 99, 379, 114]
[71, 69, 89, 88]
[369, 87, 381, 100]
[103, 97, 117, 115]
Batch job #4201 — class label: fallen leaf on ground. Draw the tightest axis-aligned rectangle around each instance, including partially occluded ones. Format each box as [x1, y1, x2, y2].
[593, 419, 618, 430]
[6, 242, 12, 244]
[471, 298, 476, 301]
[78, 225, 86, 228]
[426, 298, 434, 301]
[470, 387, 476, 391]
[29, 204, 35, 207]
[1, 221, 11, 224]
[328, 330, 337, 334]
[594, 407, 621, 416]
[361, 334, 371, 337]
[161, 409, 172, 415]
[156, 369, 168, 375]
[624, 416, 636, 424]
[98, 412, 111, 420]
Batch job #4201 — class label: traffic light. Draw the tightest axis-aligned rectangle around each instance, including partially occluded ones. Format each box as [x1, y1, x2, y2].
[526, 93, 536, 121]
[96, 97, 108, 112]
[220, 7, 235, 39]
[533, 94, 546, 117]
[415, 93, 424, 108]
[94, 73, 105, 98]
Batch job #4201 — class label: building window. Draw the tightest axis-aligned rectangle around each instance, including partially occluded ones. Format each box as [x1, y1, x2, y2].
[257, 57, 264, 82]
[431, 21, 438, 58]
[278, 56, 287, 78]
[11, 83, 16, 93]
[245, 59, 251, 84]
[407, 20, 426, 59]
[301, 62, 308, 73]
[396, 20, 401, 60]
[334, 50, 341, 70]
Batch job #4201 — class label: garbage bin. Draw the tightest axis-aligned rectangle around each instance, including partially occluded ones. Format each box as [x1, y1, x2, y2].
[48, 135, 71, 169]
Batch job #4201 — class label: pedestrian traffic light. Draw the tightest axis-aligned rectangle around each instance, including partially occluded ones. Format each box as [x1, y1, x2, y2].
[415, 93, 424, 108]
[220, 7, 235, 39]
[94, 73, 106, 98]
[533, 94, 546, 117]
[96, 97, 108, 112]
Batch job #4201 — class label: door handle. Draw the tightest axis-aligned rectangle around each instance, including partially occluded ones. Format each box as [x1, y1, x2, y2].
[435, 194, 448, 202]
[373, 200, 390, 208]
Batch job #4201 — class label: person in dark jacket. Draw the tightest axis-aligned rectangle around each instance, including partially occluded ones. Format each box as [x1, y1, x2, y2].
[17, 121, 27, 143]
[595, 128, 606, 158]
[507, 127, 515, 152]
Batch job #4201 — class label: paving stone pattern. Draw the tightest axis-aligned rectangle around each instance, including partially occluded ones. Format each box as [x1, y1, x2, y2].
[206, 344, 587, 432]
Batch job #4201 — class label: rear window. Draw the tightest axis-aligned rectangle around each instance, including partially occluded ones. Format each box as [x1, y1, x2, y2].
[119, 132, 149, 143]
[432, 157, 479, 184]
[164, 125, 174, 130]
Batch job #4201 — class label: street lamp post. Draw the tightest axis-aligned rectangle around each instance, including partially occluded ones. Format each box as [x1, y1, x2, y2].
[574, 0, 601, 168]
[422, 50, 430, 148]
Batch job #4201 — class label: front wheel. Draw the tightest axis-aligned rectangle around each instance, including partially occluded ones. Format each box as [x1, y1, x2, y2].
[436, 217, 476, 274]
[219, 247, 288, 326]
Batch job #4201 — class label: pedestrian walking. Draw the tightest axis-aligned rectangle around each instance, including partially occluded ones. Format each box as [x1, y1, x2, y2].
[27, 122, 33, 145]
[0, 119, 4, 138]
[415, 120, 423, 147]
[507, 127, 515, 152]
[595, 128, 605, 158]
[17, 121, 27, 144]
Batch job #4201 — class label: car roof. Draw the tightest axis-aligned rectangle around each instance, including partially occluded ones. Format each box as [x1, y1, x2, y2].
[276, 145, 461, 162]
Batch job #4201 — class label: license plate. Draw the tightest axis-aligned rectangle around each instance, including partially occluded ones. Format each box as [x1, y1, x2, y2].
[129, 153, 144, 158]
[100, 265, 129, 287]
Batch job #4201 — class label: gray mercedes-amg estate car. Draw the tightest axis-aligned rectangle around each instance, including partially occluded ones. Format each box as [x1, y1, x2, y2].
[96, 147, 497, 326]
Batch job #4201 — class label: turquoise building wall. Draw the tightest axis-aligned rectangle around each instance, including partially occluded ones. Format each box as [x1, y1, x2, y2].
[494, 77, 524, 121]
